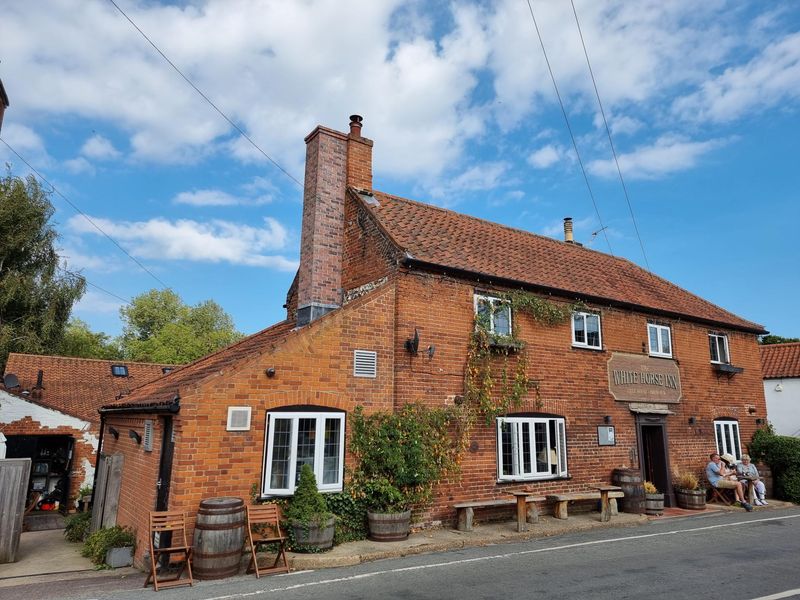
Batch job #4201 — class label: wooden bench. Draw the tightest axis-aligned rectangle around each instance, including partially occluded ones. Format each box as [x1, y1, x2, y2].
[509, 491, 548, 532]
[454, 495, 547, 532]
[547, 490, 624, 520]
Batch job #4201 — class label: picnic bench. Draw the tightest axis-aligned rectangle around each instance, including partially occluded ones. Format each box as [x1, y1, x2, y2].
[547, 486, 624, 521]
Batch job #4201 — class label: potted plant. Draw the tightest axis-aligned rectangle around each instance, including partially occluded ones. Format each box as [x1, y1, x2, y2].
[78, 485, 93, 512]
[643, 481, 664, 515]
[673, 471, 706, 510]
[349, 405, 458, 542]
[82, 525, 136, 568]
[284, 464, 336, 551]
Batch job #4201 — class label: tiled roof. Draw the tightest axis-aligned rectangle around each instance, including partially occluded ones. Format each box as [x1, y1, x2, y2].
[2, 354, 174, 423]
[760, 343, 800, 379]
[360, 189, 764, 333]
[102, 320, 296, 410]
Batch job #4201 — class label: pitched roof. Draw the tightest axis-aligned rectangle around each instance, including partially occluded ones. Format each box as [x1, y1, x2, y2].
[2, 354, 173, 423]
[358, 189, 764, 333]
[101, 320, 296, 410]
[760, 343, 800, 379]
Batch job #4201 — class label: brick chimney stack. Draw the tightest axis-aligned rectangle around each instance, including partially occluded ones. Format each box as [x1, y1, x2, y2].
[295, 115, 373, 326]
[0, 80, 9, 134]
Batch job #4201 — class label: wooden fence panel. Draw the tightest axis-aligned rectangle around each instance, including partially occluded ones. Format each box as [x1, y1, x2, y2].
[90, 453, 124, 532]
[0, 458, 31, 563]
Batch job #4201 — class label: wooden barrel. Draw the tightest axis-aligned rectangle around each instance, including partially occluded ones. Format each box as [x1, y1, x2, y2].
[675, 488, 706, 510]
[612, 468, 646, 514]
[192, 497, 246, 580]
[367, 510, 411, 542]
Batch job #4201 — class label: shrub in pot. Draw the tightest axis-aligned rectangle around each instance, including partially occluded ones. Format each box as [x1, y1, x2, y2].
[349, 404, 458, 541]
[284, 464, 335, 552]
[643, 480, 664, 515]
[673, 471, 706, 510]
[81, 525, 135, 568]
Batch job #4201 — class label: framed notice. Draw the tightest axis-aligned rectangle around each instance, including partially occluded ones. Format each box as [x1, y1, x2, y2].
[597, 426, 616, 446]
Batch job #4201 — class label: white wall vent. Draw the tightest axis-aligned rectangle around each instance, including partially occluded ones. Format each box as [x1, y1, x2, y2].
[227, 406, 252, 431]
[143, 420, 154, 452]
[353, 350, 377, 378]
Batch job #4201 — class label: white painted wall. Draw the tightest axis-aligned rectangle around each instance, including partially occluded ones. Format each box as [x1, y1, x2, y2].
[764, 378, 800, 437]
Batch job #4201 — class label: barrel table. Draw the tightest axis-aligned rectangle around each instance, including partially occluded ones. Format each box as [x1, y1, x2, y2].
[192, 497, 246, 580]
[611, 468, 646, 514]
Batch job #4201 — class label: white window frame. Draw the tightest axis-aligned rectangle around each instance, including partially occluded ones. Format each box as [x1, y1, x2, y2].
[474, 294, 512, 337]
[709, 332, 730, 364]
[648, 323, 672, 358]
[262, 411, 345, 496]
[226, 406, 252, 431]
[714, 419, 742, 462]
[571, 311, 602, 350]
[497, 416, 568, 481]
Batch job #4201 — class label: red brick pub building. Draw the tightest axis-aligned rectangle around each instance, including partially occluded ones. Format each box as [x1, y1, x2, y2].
[99, 116, 767, 566]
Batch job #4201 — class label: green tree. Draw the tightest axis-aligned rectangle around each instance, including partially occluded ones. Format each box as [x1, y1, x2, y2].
[56, 318, 122, 360]
[759, 335, 800, 345]
[119, 289, 242, 363]
[0, 172, 85, 371]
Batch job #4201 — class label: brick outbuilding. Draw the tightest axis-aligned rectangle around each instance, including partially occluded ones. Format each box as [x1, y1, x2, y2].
[99, 117, 768, 566]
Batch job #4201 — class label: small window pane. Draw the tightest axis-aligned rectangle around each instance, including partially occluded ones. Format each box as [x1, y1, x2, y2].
[521, 422, 532, 473]
[477, 298, 491, 329]
[494, 303, 511, 336]
[649, 327, 659, 353]
[586, 315, 600, 347]
[323, 418, 341, 485]
[295, 418, 316, 483]
[501, 422, 514, 476]
[719, 338, 729, 363]
[573, 314, 586, 344]
[662, 329, 671, 355]
[270, 419, 292, 490]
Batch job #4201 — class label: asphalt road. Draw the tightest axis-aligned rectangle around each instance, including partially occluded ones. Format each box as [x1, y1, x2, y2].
[6, 507, 800, 600]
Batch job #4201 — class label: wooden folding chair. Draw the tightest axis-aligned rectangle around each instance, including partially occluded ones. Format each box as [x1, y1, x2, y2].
[144, 511, 193, 591]
[708, 485, 735, 506]
[244, 504, 290, 577]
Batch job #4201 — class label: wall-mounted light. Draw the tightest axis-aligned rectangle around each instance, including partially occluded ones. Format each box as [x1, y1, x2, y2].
[108, 426, 120, 440]
[756, 418, 765, 425]
[128, 429, 142, 444]
[265, 367, 276, 378]
[404, 328, 420, 355]
[748, 405, 757, 415]
[603, 415, 612, 424]
[426, 345, 435, 359]
[688, 416, 697, 425]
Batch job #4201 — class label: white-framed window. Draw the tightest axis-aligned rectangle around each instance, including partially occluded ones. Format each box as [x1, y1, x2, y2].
[648, 323, 672, 358]
[714, 419, 742, 461]
[497, 415, 567, 481]
[474, 294, 512, 336]
[263, 410, 345, 496]
[709, 332, 730, 364]
[572, 312, 601, 349]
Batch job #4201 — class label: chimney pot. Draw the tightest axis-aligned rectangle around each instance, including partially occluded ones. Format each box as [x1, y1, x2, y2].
[563, 217, 574, 243]
[349, 114, 363, 137]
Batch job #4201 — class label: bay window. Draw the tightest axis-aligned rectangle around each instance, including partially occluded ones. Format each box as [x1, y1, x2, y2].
[497, 415, 567, 480]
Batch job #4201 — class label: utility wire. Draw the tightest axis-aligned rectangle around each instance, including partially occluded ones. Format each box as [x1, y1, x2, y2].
[570, 0, 649, 270]
[0, 136, 171, 290]
[525, 0, 613, 255]
[107, 0, 304, 190]
[58, 266, 132, 305]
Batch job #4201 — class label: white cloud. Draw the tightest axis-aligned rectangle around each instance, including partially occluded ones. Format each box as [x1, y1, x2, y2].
[673, 32, 800, 123]
[426, 162, 508, 200]
[64, 157, 95, 175]
[67, 214, 297, 271]
[587, 135, 727, 180]
[81, 134, 121, 160]
[72, 290, 125, 315]
[528, 145, 563, 169]
[173, 189, 271, 206]
[0, 123, 50, 167]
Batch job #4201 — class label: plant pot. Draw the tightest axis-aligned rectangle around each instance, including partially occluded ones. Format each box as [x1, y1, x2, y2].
[105, 546, 133, 568]
[645, 493, 665, 515]
[367, 510, 411, 542]
[291, 516, 335, 551]
[674, 487, 706, 510]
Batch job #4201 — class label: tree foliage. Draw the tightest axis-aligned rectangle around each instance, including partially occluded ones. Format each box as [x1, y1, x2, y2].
[759, 335, 800, 345]
[0, 172, 85, 371]
[118, 289, 242, 363]
[56, 318, 122, 360]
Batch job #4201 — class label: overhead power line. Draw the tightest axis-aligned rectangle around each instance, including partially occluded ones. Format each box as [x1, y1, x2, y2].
[58, 266, 132, 305]
[570, 0, 649, 270]
[0, 136, 171, 290]
[107, 0, 303, 189]
[525, 0, 613, 255]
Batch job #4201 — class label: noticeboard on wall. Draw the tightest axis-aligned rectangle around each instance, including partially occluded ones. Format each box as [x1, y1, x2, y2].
[597, 426, 616, 446]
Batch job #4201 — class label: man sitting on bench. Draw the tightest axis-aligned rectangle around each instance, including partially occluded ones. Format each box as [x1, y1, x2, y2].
[706, 452, 752, 511]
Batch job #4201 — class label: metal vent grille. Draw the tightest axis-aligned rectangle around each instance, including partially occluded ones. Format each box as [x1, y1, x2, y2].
[353, 350, 377, 378]
[143, 420, 154, 452]
[227, 406, 252, 431]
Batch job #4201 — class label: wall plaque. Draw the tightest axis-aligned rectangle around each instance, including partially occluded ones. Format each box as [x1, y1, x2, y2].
[607, 352, 682, 403]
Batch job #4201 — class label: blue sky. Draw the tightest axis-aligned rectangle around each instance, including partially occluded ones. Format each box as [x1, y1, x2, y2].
[1, 0, 799, 339]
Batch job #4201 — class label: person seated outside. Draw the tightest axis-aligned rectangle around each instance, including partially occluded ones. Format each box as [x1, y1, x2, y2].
[736, 453, 768, 506]
[706, 452, 752, 511]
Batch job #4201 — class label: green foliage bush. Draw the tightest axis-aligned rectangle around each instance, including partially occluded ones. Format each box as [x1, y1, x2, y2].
[749, 426, 800, 503]
[349, 404, 458, 513]
[325, 491, 368, 544]
[81, 526, 135, 566]
[64, 511, 91, 543]
[284, 464, 332, 525]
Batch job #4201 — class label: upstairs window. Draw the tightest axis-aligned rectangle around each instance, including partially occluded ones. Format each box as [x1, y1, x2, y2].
[497, 415, 567, 481]
[110, 364, 128, 377]
[572, 312, 601, 349]
[475, 294, 512, 337]
[709, 332, 730, 364]
[648, 323, 672, 358]
[263, 410, 345, 496]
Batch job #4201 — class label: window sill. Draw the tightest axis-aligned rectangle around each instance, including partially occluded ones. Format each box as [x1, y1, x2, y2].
[571, 344, 605, 352]
[488, 336, 525, 352]
[496, 474, 572, 484]
[648, 353, 674, 360]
